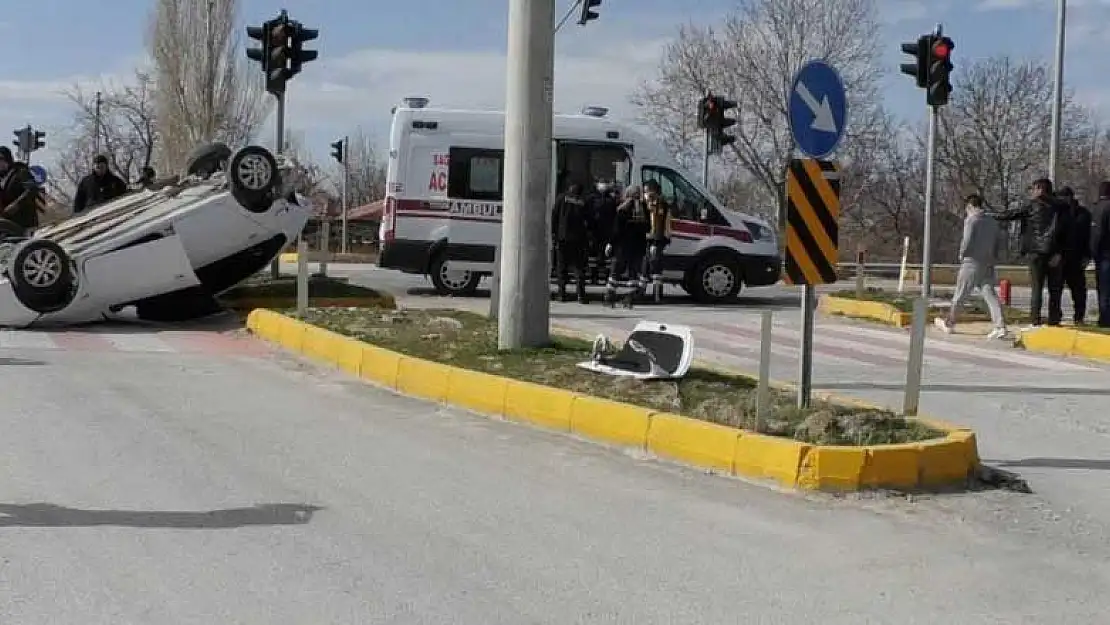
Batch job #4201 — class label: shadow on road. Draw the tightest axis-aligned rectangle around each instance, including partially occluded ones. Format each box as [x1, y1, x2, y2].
[994, 458, 1110, 471]
[816, 382, 1110, 396]
[0, 503, 322, 528]
[0, 357, 45, 366]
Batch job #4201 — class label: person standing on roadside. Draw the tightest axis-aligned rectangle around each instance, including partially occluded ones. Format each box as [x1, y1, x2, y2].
[985, 178, 1067, 326]
[604, 185, 651, 307]
[0, 147, 41, 234]
[73, 154, 127, 216]
[1056, 186, 1092, 324]
[550, 182, 591, 303]
[935, 194, 1008, 340]
[1090, 181, 1110, 327]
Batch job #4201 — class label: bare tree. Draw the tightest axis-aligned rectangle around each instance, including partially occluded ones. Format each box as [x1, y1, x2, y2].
[147, 0, 269, 175]
[344, 129, 387, 207]
[281, 130, 329, 197]
[50, 70, 160, 206]
[632, 0, 885, 225]
[840, 124, 927, 260]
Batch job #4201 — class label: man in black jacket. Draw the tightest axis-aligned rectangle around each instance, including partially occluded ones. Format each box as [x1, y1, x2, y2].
[0, 147, 41, 233]
[73, 154, 127, 215]
[1057, 187, 1092, 324]
[1091, 182, 1110, 327]
[551, 182, 592, 303]
[986, 177, 1067, 326]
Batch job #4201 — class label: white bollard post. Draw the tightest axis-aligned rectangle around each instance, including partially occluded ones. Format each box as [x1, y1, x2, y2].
[897, 236, 910, 293]
[296, 238, 309, 315]
[902, 296, 927, 416]
[756, 310, 773, 430]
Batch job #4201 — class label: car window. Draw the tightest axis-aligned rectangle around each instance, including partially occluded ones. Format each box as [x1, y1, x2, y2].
[641, 166, 720, 223]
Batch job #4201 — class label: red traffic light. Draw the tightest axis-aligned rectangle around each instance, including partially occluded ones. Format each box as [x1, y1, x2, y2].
[932, 42, 950, 58]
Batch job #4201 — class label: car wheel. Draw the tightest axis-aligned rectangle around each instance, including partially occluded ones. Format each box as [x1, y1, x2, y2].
[228, 145, 281, 213]
[185, 142, 233, 178]
[689, 253, 742, 304]
[9, 239, 76, 314]
[429, 254, 480, 296]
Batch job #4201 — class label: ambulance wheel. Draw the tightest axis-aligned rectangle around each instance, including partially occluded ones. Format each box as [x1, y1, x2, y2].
[429, 254, 480, 296]
[9, 239, 76, 314]
[228, 145, 280, 213]
[185, 142, 232, 178]
[689, 253, 741, 304]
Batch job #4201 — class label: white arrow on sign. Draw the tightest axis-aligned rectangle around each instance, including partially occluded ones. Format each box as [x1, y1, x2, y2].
[794, 81, 837, 133]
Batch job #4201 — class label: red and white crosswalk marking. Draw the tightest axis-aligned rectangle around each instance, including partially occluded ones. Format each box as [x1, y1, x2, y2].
[0, 328, 270, 355]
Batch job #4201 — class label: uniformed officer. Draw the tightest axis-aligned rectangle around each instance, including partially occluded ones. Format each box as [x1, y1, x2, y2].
[551, 182, 592, 303]
[642, 179, 672, 302]
[604, 185, 651, 307]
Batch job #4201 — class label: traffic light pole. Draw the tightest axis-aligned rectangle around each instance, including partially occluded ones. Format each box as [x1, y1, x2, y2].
[920, 24, 942, 298]
[1048, 0, 1066, 183]
[498, 0, 555, 348]
[702, 129, 710, 186]
[269, 91, 287, 279]
[341, 137, 349, 254]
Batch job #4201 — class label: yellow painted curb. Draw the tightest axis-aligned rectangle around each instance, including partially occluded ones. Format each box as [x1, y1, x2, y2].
[821, 295, 910, 327]
[246, 309, 979, 492]
[1020, 326, 1110, 362]
[279, 252, 298, 263]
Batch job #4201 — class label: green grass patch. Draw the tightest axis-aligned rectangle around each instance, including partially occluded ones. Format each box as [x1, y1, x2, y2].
[223, 275, 386, 300]
[294, 307, 943, 446]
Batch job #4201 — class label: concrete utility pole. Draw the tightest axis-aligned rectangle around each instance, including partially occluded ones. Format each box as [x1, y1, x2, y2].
[1048, 0, 1066, 182]
[497, 0, 555, 349]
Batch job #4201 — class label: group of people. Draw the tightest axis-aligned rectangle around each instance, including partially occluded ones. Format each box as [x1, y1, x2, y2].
[550, 179, 672, 307]
[0, 151, 157, 237]
[937, 177, 1110, 338]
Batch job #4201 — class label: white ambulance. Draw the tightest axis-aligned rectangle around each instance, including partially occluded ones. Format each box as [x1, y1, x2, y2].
[378, 97, 781, 304]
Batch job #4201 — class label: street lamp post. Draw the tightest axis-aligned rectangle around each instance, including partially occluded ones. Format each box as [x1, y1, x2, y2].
[1048, 0, 1066, 183]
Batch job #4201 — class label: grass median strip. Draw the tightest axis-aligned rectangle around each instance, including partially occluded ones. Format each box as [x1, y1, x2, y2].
[293, 306, 942, 447]
[225, 275, 385, 300]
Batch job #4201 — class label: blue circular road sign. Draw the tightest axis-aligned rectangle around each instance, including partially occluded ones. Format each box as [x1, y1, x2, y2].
[788, 60, 848, 159]
[28, 165, 46, 186]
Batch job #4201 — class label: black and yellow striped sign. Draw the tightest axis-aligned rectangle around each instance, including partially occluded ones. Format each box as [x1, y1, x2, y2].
[784, 158, 839, 285]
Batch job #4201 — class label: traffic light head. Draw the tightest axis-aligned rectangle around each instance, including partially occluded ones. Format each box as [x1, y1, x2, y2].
[926, 36, 954, 107]
[33, 131, 45, 150]
[12, 129, 21, 151]
[578, 0, 601, 25]
[330, 139, 344, 163]
[289, 23, 319, 75]
[900, 35, 930, 88]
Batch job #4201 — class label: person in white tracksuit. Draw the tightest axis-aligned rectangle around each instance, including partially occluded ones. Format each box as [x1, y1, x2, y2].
[935, 194, 1008, 340]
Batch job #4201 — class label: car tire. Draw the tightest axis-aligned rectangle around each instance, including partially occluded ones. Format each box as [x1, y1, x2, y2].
[185, 142, 233, 178]
[688, 253, 742, 304]
[228, 145, 281, 213]
[429, 253, 481, 297]
[9, 239, 76, 314]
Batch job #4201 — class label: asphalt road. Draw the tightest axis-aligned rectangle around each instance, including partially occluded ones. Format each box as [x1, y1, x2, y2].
[1, 317, 1108, 623]
[330, 264, 1110, 549]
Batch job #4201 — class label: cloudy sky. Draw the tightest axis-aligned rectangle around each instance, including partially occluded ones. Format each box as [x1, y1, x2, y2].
[0, 0, 1106, 179]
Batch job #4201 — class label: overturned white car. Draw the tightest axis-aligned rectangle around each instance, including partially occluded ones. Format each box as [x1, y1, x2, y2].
[0, 143, 310, 327]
